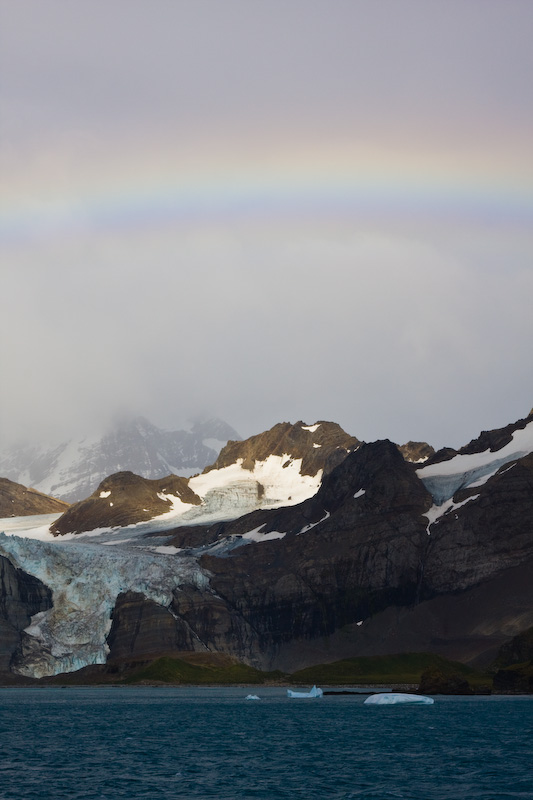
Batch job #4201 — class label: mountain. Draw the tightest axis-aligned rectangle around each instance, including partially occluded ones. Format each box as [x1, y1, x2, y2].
[0, 478, 69, 518]
[50, 420, 360, 535]
[0, 416, 241, 503]
[1, 410, 532, 683]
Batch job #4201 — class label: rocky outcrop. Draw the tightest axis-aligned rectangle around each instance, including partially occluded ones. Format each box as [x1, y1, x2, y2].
[397, 441, 435, 463]
[50, 472, 201, 535]
[207, 421, 360, 477]
[418, 666, 473, 694]
[0, 555, 52, 671]
[0, 478, 68, 517]
[107, 588, 259, 666]
[106, 591, 200, 661]
[493, 663, 533, 693]
[457, 410, 533, 457]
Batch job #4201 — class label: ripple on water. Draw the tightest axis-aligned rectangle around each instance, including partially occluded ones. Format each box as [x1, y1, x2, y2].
[0, 689, 532, 800]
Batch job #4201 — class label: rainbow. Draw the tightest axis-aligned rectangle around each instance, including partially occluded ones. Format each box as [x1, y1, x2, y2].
[3, 140, 532, 245]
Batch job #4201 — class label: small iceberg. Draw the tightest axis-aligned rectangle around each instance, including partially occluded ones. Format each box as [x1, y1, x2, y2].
[287, 685, 323, 698]
[245, 694, 260, 700]
[364, 693, 434, 705]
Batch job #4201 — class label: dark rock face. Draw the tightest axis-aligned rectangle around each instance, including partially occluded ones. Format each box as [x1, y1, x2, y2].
[0, 555, 52, 671]
[106, 592, 200, 661]
[197, 441, 434, 666]
[0, 478, 68, 517]
[423, 452, 533, 593]
[154, 435, 533, 672]
[207, 421, 360, 478]
[51, 472, 201, 535]
[107, 588, 256, 666]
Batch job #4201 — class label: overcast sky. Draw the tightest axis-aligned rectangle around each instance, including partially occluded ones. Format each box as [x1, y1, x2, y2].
[1, 0, 532, 450]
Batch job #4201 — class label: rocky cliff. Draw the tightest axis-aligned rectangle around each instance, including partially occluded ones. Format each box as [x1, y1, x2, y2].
[0, 555, 52, 672]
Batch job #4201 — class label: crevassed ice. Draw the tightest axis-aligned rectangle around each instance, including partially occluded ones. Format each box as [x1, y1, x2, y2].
[0, 531, 208, 679]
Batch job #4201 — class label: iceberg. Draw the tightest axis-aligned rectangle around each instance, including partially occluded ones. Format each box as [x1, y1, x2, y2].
[287, 685, 323, 698]
[364, 693, 434, 705]
[245, 694, 260, 700]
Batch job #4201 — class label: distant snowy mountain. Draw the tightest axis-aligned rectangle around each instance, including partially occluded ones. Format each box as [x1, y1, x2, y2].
[0, 417, 241, 503]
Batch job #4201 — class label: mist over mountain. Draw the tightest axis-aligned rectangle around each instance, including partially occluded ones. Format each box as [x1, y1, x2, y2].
[0, 416, 241, 503]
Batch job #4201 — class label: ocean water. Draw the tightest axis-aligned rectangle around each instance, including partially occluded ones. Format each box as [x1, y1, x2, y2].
[0, 688, 532, 800]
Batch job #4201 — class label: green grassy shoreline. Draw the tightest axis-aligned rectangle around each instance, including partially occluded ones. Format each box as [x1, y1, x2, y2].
[0, 651, 495, 692]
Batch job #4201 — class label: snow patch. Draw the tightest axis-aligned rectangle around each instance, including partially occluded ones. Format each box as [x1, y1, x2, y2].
[354, 489, 366, 499]
[423, 494, 480, 535]
[242, 527, 286, 543]
[99, 491, 111, 499]
[301, 424, 320, 433]
[298, 512, 330, 534]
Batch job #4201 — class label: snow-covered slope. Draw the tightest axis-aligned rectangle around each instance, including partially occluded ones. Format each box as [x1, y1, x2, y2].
[0, 417, 241, 503]
[50, 421, 358, 535]
[417, 418, 533, 505]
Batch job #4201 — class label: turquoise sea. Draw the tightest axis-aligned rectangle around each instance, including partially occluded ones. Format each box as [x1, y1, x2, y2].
[0, 687, 532, 799]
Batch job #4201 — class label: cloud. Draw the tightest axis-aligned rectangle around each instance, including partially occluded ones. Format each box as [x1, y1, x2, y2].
[1, 0, 532, 451]
[3, 220, 532, 448]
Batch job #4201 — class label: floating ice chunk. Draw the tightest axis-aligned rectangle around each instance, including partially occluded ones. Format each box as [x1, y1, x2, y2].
[364, 693, 434, 705]
[287, 685, 323, 698]
[245, 694, 260, 700]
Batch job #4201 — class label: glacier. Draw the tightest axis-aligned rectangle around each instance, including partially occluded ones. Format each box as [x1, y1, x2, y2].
[0, 529, 209, 678]
[417, 420, 533, 504]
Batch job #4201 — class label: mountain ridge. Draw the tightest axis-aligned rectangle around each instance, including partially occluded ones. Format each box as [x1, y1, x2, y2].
[0, 409, 532, 681]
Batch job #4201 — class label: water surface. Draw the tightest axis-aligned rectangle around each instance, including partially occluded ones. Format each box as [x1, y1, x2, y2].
[0, 687, 531, 799]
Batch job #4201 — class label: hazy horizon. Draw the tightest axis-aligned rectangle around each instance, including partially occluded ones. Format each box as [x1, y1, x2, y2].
[2, 1, 532, 452]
